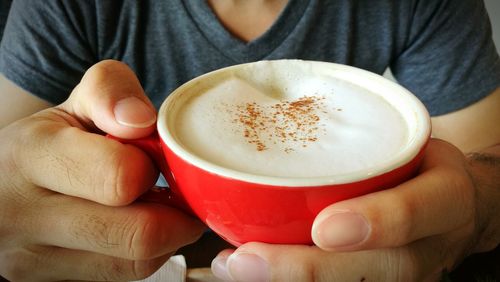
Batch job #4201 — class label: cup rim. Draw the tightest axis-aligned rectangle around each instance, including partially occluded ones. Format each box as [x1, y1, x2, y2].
[157, 60, 431, 187]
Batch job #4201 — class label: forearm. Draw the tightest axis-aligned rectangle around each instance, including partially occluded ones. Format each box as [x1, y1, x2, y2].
[466, 143, 500, 253]
[0, 74, 52, 129]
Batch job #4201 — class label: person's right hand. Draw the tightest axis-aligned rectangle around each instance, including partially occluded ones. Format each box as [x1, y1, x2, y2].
[0, 60, 205, 281]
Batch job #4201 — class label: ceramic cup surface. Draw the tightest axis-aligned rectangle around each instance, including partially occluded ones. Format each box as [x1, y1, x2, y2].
[119, 60, 431, 246]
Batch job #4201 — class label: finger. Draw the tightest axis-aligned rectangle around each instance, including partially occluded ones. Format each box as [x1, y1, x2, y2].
[0, 245, 172, 281]
[25, 195, 205, 260]
[311, 139, 475, 251]
[211, 249, 235, 281]
[12, 118, 158, 206]
[9, 60, 160, 205]
[62, 59, 157, 139]
[211, 240, 448, 282]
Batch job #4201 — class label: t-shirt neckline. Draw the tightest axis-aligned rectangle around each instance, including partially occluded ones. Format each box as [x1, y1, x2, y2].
[182, 0, 311, 62]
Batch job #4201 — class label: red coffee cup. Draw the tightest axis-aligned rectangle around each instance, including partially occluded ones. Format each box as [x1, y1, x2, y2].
[111, 60, 431, 246]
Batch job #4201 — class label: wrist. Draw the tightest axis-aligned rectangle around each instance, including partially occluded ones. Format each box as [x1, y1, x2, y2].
[466, 144, 500, 253]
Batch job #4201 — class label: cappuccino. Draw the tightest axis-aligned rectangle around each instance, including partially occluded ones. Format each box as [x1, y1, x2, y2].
[170, 61, 410, 178]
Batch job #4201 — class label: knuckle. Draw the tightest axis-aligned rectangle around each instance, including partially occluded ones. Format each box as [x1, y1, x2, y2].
[124, 211, 160, 260]
[448, 168, 475, 218]
[364, 192, 416, 247]
[387, 194, 417, 245]
[100, 145, 151, 206]
[69, 209, 161, 261]
[71, 214, 116, 250]
[100, 147, 135, 206]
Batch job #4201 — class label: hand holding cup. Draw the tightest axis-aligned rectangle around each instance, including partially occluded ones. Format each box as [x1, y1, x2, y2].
[0, 60, 205, 281]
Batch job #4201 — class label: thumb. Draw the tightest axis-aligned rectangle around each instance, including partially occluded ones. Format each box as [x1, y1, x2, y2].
[61, 59, 157, 138]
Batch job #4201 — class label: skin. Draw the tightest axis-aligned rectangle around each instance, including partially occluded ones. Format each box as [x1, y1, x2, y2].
[0, 61, 206, 281]
[0, 1, 499, 281]
[206, 0, 288, 42]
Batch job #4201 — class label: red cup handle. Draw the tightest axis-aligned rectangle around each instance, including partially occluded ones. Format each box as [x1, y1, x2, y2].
[106, 132, 191, 213]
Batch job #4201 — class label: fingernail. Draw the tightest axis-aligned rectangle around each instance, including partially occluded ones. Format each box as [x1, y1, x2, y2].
[313, 212, 370, 249]
[211, 255, 234, 281]
[227, 252, 270, 282]
[114, 96, 156, 128]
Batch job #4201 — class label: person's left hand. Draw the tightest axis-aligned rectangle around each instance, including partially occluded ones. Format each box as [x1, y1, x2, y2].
[210, 139, 497, 281]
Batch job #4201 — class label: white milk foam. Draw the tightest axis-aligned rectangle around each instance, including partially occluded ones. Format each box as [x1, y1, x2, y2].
[174, 68, 408, 178]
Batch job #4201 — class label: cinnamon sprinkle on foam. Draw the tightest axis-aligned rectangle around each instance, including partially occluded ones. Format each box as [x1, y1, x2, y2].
[227, 96, 332, 152]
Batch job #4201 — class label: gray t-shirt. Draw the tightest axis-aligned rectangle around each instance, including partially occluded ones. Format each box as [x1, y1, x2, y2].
[0, 1, 11, 40]
[1, 0, 499, 116]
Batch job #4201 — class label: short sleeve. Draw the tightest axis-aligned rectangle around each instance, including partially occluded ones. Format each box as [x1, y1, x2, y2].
[0, 0, 97, 104]
[391, 0, 500, 116]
